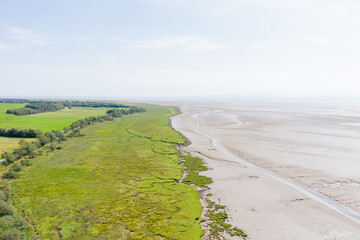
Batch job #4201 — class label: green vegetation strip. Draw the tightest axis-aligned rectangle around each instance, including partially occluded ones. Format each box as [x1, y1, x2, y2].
[206, 199, 247, 239]
[180, 155, 247, 239]
[181, 156, 213, 188]
[4, 105, 203, 239]
[0, 191, 29, 240]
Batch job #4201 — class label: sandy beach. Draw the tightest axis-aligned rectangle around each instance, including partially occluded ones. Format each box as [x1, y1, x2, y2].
[163, 100, 360, 240]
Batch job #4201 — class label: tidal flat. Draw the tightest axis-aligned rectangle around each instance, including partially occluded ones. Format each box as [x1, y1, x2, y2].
[161, 99, 360, 240]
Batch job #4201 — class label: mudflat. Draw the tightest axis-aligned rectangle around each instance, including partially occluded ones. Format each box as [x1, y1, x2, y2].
[163, 99, 360, 240]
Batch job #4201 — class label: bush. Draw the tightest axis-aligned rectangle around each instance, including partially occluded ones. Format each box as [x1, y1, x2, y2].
[10, 164, 21, 172]
[0, 192, 7, 201]
[38, 136, 50, 146]
[2, 171, 19, 180]
[48, 144, 56, 152]
[1, 161, 10, 167]
[1, 153, 16, 165]
[44, 132, 57, 142]
[0, 228, 21, 240]
[0, 201, 13, 217]
[20, 160, 31, 167]
[0, 214, 28, 240]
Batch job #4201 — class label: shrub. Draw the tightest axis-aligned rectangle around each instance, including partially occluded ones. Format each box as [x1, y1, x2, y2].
[0, 228, 22, 240]
[2, 171, 19, 180]
[49, 144, 56, 152]
[0, 200, 13, 217]
[1, 153, 16, 165]
[20, 159, 31, 167]
[44, 132, 57, 142]
[0, 192, 7, 201]
[1, 161, 10, 167]
[10, 164, 21, 172]
[38, 136, 51, 146]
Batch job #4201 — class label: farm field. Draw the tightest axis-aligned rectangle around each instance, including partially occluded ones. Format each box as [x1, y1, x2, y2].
[8, 105, 203, 239]
[0, 103, 111, 132]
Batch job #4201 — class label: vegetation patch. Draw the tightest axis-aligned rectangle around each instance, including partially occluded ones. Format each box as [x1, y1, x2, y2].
[5, 105, 203, 239]
[206, 199, 247, 239]
[182, 171, 213, 188]
[179, 151, 246, 239]
[182, 156, 208, 171]
[0, 191, 30, 240]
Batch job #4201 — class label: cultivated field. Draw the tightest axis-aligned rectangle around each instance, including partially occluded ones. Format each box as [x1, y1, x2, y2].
[8, 105, 203, 239]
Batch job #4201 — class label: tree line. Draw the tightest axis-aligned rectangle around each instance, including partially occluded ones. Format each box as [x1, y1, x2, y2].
[0, 128, 42, 138]
[63, 101, 130, 108]
[5, 100, 132, 116]
[0, 99, 131, 108]
[64, 106, 145, 132]
[106, 106, 145, 117]
[6, 103, 65, 116]
[0, 99, 32, 104]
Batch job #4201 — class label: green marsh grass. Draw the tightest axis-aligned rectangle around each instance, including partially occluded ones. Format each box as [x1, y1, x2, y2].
[8, 105, 204, 239]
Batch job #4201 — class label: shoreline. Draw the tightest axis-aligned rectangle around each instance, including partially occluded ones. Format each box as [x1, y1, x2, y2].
[170, 106, 246, 239]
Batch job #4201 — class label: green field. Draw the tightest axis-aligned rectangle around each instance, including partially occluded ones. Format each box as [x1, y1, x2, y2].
[0, 137, 24, 156]
[0, 103, 110, 132]
[8, 105, 203, 239]
[0, 137, 36, 156]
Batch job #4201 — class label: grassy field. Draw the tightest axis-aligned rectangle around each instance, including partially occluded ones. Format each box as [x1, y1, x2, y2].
[8, 105, 203, 239]
[0, 137, 36, 156]
[0, 103, 110, 132]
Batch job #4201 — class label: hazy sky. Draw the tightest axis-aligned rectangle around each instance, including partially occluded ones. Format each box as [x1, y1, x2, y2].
[1, 0, 360, 98]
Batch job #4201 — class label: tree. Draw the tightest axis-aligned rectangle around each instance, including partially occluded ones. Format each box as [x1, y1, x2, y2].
[45, 132, 57, 141]
[39, 136, 51, 146]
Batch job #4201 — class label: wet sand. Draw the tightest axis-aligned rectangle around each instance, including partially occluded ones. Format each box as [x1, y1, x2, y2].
[165, 100, 360, 240]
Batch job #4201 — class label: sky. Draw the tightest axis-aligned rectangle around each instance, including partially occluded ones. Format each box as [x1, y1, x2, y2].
[0, 0, 360, 99]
